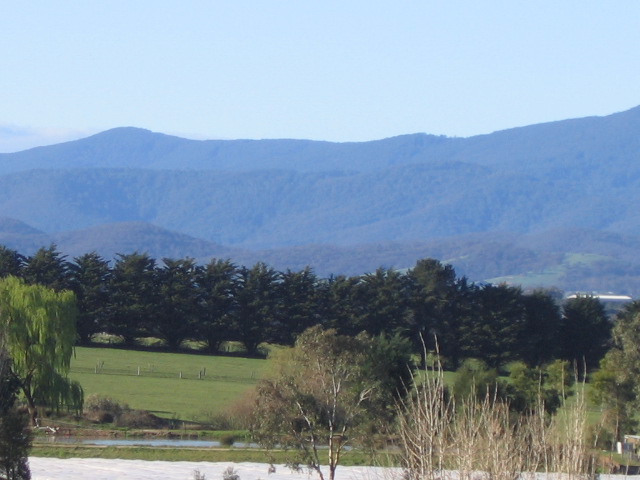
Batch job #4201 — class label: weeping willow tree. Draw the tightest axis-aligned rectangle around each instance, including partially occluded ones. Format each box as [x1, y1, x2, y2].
[0, 276, 83, 425]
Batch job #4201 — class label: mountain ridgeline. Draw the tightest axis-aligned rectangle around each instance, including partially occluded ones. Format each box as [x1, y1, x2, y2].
[1, 106, 640, 294]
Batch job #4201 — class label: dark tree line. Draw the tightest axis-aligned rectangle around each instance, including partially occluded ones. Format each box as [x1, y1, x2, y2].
[0, 245, 613, 368]
[0, 350, 32, 480]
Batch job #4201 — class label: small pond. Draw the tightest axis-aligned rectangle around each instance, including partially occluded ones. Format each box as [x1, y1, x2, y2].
[38, 437, 259, 448]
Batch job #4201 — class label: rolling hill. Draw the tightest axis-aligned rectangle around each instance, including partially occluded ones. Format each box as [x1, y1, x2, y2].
[1, 106, 639, 294]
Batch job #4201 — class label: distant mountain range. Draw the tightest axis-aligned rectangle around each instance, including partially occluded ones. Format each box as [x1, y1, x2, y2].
[1, 106, 640, 294]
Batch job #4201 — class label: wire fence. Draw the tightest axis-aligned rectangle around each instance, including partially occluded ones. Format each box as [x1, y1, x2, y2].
[70, 364, 259, 383]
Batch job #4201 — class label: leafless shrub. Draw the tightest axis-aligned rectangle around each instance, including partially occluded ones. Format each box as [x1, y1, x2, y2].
[114, 409, 168, 428]
[222, 466, 240, 480]
[199, 388, 256, 429]
[83, 394, 127, 424]
[225, 388, 257, 429]
[544, 384, 594, 480]
[445, 388, 533, 480]
[396, 350, 452, 480]
[193, 469, 207, 480]
[197, 410, 236, 430]
[397, 348, 594, 480]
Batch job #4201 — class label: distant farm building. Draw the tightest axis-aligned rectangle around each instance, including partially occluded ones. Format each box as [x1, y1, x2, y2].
[565, 293, 633, 317]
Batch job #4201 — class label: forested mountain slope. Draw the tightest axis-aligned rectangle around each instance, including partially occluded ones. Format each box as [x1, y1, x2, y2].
[2, 105, 639, 175]
[0, 106, 638, 293]
[0, 160, 637, 248]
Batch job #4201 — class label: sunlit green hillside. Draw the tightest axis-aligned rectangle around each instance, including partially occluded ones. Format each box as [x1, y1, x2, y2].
[69, 347, 268, 422]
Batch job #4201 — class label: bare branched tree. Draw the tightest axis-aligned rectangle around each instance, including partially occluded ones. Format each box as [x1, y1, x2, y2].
[252, 326, 383, 480]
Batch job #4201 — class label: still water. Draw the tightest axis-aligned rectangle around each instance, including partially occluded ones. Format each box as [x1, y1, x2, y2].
[40, 437, 258, 448]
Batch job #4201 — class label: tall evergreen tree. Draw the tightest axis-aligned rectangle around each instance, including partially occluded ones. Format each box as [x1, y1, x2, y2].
[232, 262, 280, 356]
[0, 247, 25, 280]
[323, 274, 363, 336]
[459, 283, 527, 368]
[22, 245, 71, 291]
[109, 252, 158, 344]
[276, 267, 322, 344]
[154, 258, 199, 350]
[559, 295, 611, 370]
[69, 252, 112, 345]
[196, 259, 238, 352]
[407, 259, 458, 357]
[353, 268, 410, 336]
[519, 289, 562, 366]
[430, 277, 475, 368]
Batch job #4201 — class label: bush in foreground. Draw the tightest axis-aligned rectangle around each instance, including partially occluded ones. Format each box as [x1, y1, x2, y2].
[84, 394, 127, 424]
[397, 360, 594, 480]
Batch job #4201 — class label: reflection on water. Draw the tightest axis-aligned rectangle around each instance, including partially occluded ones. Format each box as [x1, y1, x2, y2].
[40, 437, 259, 448]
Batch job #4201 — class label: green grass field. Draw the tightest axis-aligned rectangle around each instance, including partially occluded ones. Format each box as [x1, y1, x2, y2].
[69, 346, 605, 431]
[30, 444, 387, 465]
[54, 346, 614, 466]
[487, 252, 612, 289]
[69, 347, 269, 422]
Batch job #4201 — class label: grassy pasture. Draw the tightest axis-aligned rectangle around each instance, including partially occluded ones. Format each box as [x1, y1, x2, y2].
[30, 444, 382, 465]
[69, 347, 269, 422]
[68, 346, 605, 434]
[486, 252, 612, 289]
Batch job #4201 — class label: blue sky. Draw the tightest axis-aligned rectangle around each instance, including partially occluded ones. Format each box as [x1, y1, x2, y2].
[1, 2, 639, 152]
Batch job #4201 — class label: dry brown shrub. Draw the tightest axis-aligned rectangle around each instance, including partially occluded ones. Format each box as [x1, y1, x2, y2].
[114, 410, 168, 429]
[198, 388, 257, 430]
[83, 394, 127, 424]
[397, 352, 594, 480]
[396, 358, 452, 480]
[225, 387, 257, 429]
